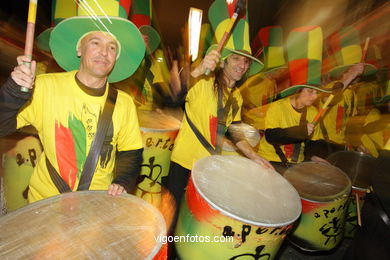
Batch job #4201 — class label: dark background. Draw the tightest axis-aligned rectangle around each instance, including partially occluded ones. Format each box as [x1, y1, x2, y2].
[0, 0, 388, 48]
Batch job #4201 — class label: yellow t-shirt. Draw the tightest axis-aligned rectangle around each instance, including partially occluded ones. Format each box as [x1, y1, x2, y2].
[16, 71, 143, 202]
[318, 87, 356, 145]
[258, 97, 320, 163]
[171, 78, 242, 170]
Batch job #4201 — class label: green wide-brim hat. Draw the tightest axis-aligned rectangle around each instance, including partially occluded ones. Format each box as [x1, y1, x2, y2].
[329, 63, 377, 80]
[50, 16, 145, 83]
[36, 28, 53, 52]
[206, 44, 264, 77]
[278, 85, 332, 98]
[139, 25, 160, 55]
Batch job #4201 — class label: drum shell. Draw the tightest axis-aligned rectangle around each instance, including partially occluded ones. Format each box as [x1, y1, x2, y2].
[175, 178, 294, 260]
[135, 126, 179, 207]
[289, 194, 350, 251]
[284, 162, 351, 251]
[2, 134, 42, 211]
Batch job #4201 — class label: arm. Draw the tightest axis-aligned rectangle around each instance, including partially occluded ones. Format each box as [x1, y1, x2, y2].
[0, 56, 36, 137]
[108, 148, 143, 196]
[265, 125, 309, 145]
[235, 140, 274, 169]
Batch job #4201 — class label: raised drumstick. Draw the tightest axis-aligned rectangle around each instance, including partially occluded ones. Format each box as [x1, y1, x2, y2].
[205, 0, 246, 75]
[21, 0, 38, 93]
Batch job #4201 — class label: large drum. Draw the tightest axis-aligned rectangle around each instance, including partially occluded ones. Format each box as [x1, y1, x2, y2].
[135, 110, 181, 207]
[0, 191, 166, 259]
[1, 131, 42, 211]
[175, 155, 301, 260]
[327, 151, 376, 238]
[284, 162, 351, 251]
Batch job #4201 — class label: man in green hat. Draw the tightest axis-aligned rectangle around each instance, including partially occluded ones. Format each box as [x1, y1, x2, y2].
[164, 3, 273, 255]
[0, 0, 146, 202]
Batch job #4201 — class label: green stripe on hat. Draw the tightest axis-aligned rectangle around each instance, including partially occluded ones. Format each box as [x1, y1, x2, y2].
[269, 27, 283, 46]
[233, 19, 246, 51]
[131, 0, 151, 16]
[307, 59, 322, 85]
[208, 0, 230, 29]
[287, 30, 308, 61]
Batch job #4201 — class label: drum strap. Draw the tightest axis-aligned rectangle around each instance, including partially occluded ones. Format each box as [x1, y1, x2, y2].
[184, 110, 217, 155]
[46, 87, 118, 193]
[216, 87, 238, 154]
[184, 87, 237, 155]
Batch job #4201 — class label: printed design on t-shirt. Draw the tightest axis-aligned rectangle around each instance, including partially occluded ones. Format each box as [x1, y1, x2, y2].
[54, 104, 111, 189]
[209, 115, 217, 147]
[55, 115, 87, 190]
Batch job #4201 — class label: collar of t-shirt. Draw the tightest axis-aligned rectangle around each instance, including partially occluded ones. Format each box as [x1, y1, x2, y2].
[75, 75, 107, 97]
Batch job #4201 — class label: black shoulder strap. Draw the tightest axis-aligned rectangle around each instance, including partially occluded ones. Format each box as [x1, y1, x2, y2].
[78, 87, 118, 191]
[216, 87, 238, 154]
[46, 87, 118, 193]
[184, 109, 217, 155]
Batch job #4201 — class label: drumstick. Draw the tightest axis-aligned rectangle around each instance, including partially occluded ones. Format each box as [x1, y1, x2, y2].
[355, 193, 362, 226]
[311, 82, 343, 125]
[21, 0, 38, 93]
[312, 37, 371, 125]
[204, 0, 246, 75]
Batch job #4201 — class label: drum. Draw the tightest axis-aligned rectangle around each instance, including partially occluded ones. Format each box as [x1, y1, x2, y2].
[327, 151, 376, 238]
[0, 191, 166, 259]
[284, 162, 351, 251]
[1, 132, 42, 211]
[135, 110, 181, 207]
[175, 155, 301, 260]
[222, 123, 260, 156]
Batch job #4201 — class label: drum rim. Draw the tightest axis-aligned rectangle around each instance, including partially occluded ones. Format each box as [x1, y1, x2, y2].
[284, 162, 352, 202]
[191, 156, 302, 227]
[0, 191, 166, 259]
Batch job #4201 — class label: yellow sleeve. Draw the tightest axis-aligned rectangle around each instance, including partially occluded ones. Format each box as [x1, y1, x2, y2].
[264, 101, 282, 129]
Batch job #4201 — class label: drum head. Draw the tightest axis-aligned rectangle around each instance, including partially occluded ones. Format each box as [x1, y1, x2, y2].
[327, 151, 375, 190]
[284, 162, 351, 202]
[0, 191, 166, 259]
[138, 110, 181, 131]
[191, 155, 301, 227]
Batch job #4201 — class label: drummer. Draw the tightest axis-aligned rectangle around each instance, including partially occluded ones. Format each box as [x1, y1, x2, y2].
[0, 1, 145, 202]
[258, 26, 362, 173]
[165, 0, 273, 233]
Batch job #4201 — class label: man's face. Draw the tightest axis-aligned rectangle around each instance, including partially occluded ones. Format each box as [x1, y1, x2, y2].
[77, 31, 118, 79]
[223, 53, 251, 83]
[298, 88, 320, 107]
